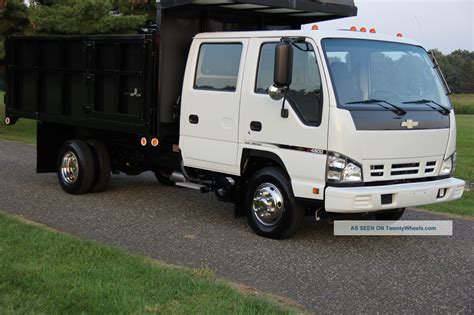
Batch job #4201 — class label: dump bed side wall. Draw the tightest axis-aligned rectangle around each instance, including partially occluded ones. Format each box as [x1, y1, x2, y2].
[5, 35, 157, 136]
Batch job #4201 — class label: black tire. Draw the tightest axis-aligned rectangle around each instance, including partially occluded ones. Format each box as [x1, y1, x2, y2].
[374, 208, 406, 221]
[245, 167, 304, 239]
[154, 169, 175, 186]
[57, 140, 95, 195]
[87, 140, 111, 193]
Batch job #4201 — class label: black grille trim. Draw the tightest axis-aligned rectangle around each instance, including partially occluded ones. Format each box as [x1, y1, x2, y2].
[392, 163, 420, 169]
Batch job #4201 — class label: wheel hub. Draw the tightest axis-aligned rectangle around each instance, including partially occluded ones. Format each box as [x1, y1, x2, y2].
[61, 151, 79, 184]
[252, 183, 285, 227]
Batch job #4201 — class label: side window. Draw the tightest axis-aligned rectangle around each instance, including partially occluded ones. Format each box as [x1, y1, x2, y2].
[255, 42, 323, 126]
[194, 43, 243, 92]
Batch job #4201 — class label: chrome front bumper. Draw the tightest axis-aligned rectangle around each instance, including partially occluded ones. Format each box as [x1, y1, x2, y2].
[325, 177, 465, 213]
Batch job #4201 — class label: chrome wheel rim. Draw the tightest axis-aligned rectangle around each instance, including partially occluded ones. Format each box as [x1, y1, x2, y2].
[61, 151, 79, 184]
[252, 183, 285, 227]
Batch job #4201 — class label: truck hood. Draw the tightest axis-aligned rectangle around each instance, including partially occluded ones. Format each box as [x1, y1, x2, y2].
[328, 109, 451, 182]
[352, 129, 449, 160]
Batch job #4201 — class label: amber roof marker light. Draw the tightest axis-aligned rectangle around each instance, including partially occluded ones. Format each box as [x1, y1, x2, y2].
[397, 33, 404, 37]
[350, 26, 357, 31]
[311, 24, 319, 30]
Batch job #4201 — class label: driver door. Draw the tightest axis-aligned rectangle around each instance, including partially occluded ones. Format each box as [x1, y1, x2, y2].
[239, 37, 330, 200]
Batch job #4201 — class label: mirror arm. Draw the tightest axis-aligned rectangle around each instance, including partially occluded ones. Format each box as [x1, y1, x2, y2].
[281, 89, 289, 118]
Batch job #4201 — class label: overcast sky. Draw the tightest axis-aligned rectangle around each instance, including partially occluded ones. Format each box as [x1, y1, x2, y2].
[305, 0, 473, 53]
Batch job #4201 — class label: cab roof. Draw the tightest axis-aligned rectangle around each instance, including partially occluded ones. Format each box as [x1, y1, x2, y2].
[194, 29, 423, 48]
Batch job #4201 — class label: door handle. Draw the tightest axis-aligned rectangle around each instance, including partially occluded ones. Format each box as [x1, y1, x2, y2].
[189, 115, 199, 124]
[250, 121, 262, 132]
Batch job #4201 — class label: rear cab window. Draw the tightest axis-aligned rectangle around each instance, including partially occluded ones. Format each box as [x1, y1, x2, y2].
[194, 43, 243, 92]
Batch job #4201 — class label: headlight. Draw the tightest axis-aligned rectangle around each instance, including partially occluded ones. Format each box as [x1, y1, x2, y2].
[327, 152, 363, 183]
[440, 153, 456, 176]
[342, 163, 363, 182]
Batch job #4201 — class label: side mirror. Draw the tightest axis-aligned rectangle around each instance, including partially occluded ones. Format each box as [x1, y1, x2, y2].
[274, 41, 293, 88]
[269, 84, 284, 101]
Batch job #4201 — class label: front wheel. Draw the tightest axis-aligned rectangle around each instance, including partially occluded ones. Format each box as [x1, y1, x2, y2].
[245, 167, 304, 239]
[374, 208, 406, 221]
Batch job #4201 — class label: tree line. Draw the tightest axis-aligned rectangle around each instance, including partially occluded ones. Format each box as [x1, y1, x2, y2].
[431, 49, 474, 94]
[0, 0, 156, 60]
[1, 0, 473, 94]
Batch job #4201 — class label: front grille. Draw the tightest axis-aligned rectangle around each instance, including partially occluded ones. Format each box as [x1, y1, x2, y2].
[391, 163, 420, 176]
[392, 163, 420, 169]
[370, 165, 384, 177]
[368, 160, 439, 181]
[425, 161, 437, 174]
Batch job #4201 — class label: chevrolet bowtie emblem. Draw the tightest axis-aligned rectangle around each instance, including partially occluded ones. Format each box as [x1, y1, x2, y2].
[401, 120, 419, 129]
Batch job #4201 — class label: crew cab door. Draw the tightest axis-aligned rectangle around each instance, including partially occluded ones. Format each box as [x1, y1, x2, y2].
[239, 37, 330, 200]
[180, 38, 249, 174]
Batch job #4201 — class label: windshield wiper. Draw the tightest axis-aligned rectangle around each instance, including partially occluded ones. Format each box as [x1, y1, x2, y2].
[346, 99, 407, 116]
[402, 99, 451, 115]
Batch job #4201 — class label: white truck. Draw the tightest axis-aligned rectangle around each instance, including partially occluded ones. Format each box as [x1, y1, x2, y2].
[4, 1, 465, 239]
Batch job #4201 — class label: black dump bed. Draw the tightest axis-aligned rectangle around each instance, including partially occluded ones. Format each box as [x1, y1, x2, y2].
[5, 0, 356, 138]
[5, 35, 156, 135]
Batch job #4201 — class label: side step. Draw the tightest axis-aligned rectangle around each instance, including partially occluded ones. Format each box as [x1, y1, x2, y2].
[171, 171, 211, 192]
[175, 182, 208, 192]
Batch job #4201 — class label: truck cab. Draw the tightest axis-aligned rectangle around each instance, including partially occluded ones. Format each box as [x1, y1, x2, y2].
[179, 29, 464, 238]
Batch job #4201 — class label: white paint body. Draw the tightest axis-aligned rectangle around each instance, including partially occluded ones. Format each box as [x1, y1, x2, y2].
[179, 30, 465, 213]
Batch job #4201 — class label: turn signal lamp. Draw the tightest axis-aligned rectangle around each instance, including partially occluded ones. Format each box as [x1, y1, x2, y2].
[151, 138, 159, 147]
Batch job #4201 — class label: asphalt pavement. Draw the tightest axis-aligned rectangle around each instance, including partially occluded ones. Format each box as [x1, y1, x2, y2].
[0, 140, 472, 314]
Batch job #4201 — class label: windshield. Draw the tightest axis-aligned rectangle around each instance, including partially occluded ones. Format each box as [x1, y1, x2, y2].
[322, 39, 451, 109]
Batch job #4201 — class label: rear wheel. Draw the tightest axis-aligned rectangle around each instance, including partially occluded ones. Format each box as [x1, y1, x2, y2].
[374, 208, 406, 221]
[57, 140, 95, 195]
[154, 169, 175, 186]
[87, 140, 111, 193]
[245, 167, 304, 239]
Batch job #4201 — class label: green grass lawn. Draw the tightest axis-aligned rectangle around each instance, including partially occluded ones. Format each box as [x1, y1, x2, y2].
[0, 212, 295, 314]
[453, 115, 474, 183]
[421, 190, 473, 217]
[0, 91, 36, 144]
[451, 94, 474, 115]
